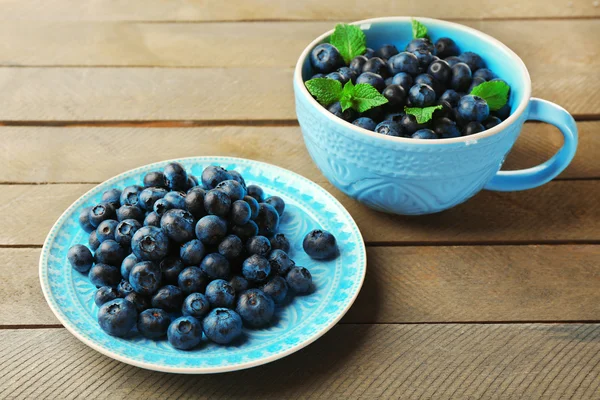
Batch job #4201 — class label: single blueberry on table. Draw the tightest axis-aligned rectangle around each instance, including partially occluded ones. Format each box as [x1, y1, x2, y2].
[131, 226, 170, 261]
[236, 289, 275, 328]
[227, 170, 246, 191]
[163, 162, 188, 191]
[406, 38, 434, 54]
[182, 292, 211, 319]
[246, 185, 264, 203]
[205, 279, 236, 309]
[151, 285, 184, 312]
[160, 208, 196, 243]
[255, 203, 280, 237]
[375, 120, 404, 137]
[143, 211, 161, 227]
[428, 60, 452, 84]
[68, 244, 93, 273]
[115, 219, 142, 247]
[96, 219, 119, 243]
[160, 256, 185, 284]
[433, 118, 461, 139]
[201, 165, 232, 190]
[232, 220, 259, 242]
[120, 185, 143, 208]
[268, 249, 294, 276]
[444, 56, 461, 67]
[246, 235, 272, 257]
[458, 51, 486, 72]
[79, 206, 95, 233]
[352, 117, 377, 131]
[89, 263, 121, 288]
[167, 316, 203, 350]
[229, 275, 249, 293]
[243, 195, 260, 219]
[138, 308, 171, 339]
[435, 37, 460, 59]
[473, 68, 496, 81]
[120, 253, 138, 280]
[129, 261, 162, 295]
[382, 84, 407, 107]
[391, 72, 413, 93]
[450, 62, 472, 92]
[139, 187, 168, 211]
[399, 113, 427, 135]
[204, 189, 232, 218]
[303, 229, 339, 260]
[484, 116, 503, 129]
[349, 55, 368, 73]
[355, 72, 385, 92]
[98, 298, 138, 337]
[261, 276, 289, 304]
[439, 89, 461, 107]
[374, 44, 399, 60]
[387, 52, 420, 76]
[218, 234, 244, 260]
[463, 121, 486, 136]
[180, 239, 205, 266]
[101, 189, 122, 209]
[327, 102, 358, 122]
[124, 292, 151, 313]
[178, 266, 209, 295]
[117, 280, 135, 297]
[94, 286, 120, 307]
[269, 233, 290, 253]
[286, 267, 313, 294]
[230, 200, 251, 225]
[408, 83, 436, 107]
[185, 186, 206, 219]
[143, 171, 168, 188]
[95, 239, 127, 266]
[325, 71, 346, 84]
[216, 180, 246, 202]
[203, 308, 243, 344]
[458, 95, 490, 122]
[337, 67, 357, 84]
[412, 129, 440, 139]
[201, 253, 231, 280]
[89, 202, 117, 228]
[195, 215, 228, 246]
[242, 254, 271, 283]
[309, 43, 344, 74]
[116, 205, 144, 223]
[362, 57, 390, 79]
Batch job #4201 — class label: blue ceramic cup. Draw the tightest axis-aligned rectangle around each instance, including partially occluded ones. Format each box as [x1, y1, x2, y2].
[293, 17, 578, 215]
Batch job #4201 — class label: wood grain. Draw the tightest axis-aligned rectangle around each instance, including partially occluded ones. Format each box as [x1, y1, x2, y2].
[1, 325, 600, 399]
[5, 245, 600, 326]
[0, 0, 596, 21]
[0, 20, 597, 68]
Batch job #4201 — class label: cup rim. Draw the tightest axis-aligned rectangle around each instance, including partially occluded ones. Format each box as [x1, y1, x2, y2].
[293, 16, 532, 145]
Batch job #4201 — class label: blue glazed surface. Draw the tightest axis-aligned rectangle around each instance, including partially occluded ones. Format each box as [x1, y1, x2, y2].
[39, 157, 366, 373]
[294, 17, 578, 215]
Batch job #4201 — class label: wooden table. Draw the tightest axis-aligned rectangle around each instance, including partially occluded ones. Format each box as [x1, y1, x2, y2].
[1, 1, 599, 398]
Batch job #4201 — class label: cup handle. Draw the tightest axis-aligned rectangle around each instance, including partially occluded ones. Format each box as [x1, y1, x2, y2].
[484, 98, 578, 192]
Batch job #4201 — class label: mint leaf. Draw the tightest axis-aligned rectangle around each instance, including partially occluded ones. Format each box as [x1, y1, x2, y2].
[330, 23, 367, 64]
[339, 81, 355, 111]
[404, 105, 442, 124]
[470, 80, 510, 111]
[349, 83, 388, 113]
[305, 78, 342, 106]
[412, 19, 428, 39]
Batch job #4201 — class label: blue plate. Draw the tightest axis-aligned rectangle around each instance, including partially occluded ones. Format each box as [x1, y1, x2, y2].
[39, 157, 366, 373]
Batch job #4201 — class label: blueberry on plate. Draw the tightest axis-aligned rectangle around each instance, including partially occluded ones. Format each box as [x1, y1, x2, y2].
[67, 244, 94, 273]
[303, 229, 339, 260]
[163, 162, 188, 191]
[151, 285, 184, 312]
[375, 120, 404, 137]
[204, 189, 232, 218]
[201, 165, 232, 190]
[269, 233, 290, 253]
[101, 188, 122, 208]
[227, 169, 246, 190]
[96, 219, 118, 243]
[94, 286, 120, 307]
[463, 121, 486, 136]
[216, 180, 246, 202]
[160, 209, 195, 243]
[120, 253, 138, 280]
[408, 83, 436, 107]
[129, 261, 162, 295]
[484, 116, 503, 129]
[236, 289, 275, 328]
[205, 279, 236, 308]
[286, 267, 313, 294]
[433, 118, 461, 139]
[231, 220, 259, 242]
[218, 235, 244, 260]
[264, 196, 285, 217]
[182, 292, 211, 319]
[405, 38, 434, 53]
[349, 55, 368, 73]
[230, 200, 251, 225]
[120, 185, 143, 208]
[180, 239, 205, 266]
[327, 102, 358, 122]
[412, 129, 440, 139]
[124, 292, 151, 313]
[261, 276, 289, 304]
[362, 57, 390, 78]
[95, 239, 127, 266]
[242, 254, 271, 283]
[178, 266, 209, 295]
[187, 174, 199, 189]
[98, 298, 138, 337]
[116, 205, 144, 222]
[78, 206, 95, 233]
[435, 37, 460, 59]
[268, 249, 294, 276]
[143, 211, 161, 227]
[201, 253, 230, 280]
[352, 117, 377, 131]
[458, 95, 490, 122]
[115, 219, 142, 247]
[246, 185, 264, 203]
[160, 256, 185, 284]
[203, 308, 243, 344]
[439, 89, 461, 107]
[138, 308, 171, 339]
[117, 280, 135, 297]
[310, 43, 344, 74]
[184, 187, 206, 219]
[243, 195, 260, 219]
[229, 275, 249, 293]
[255, 203, 279, 237]
[167, 316, 202, 350]
[374, 44, 399, 60]
[89, 202, 117, 228]
[159, 191, 187, 213]
[458, 51, 486, 72]
[382, 84, 407, 107]
[428, 60, 452, 84]
[143, 171, 168, 188]
[355, 72, 385, 92]
[138, 187, 168, 211]
[195, 215, 228, 245]
[246, 236, 271, 257]
[450, 63, 472, 92]
[131, 226, 170, 261]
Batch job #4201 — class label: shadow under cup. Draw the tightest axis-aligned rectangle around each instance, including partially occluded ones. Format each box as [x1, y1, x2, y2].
[294, 17, 577, 216]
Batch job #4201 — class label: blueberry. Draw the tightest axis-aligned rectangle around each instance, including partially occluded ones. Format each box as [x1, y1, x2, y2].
[120, 253, 138, 280]
[143, 171, 168, 188]
[186, 175, 200, 188]
[167, 316, 202, 350]
[355, 72, 385, 92]
[268, 249, 294, 276]
[96, 219, 118, 242]
[468, 77, 486, 93]
[388, 52, 419, 76]
[286, 267, 313, 294]
[131, 226, 170, 261]
[463, 121, 486, 136]
[264, 196, 285, 217]
[412, 129, 439, 139]
[428, 60, 452, 84]
[492, 103, 511, 120]
[98, 298, 137, 337]
[204, 189, 231, 217]
[68, 244, 93, 273]
[203, 308, 243, 344]
[311, 73, 325, 79]
[163, 162, 188, 191]
[414, 73, 444, 96]
[375, 44, 399, 60]
[399, 113, 427, 135]
[120, 185, 143, 208]
[218, 234, 244, 260]
[309, 43, 344, 74]
[246, 185, 264, 203]
[458, 52, 485, 72]
[79, 206, 95, 233]
[269, 233, 290, 253]
[473, 68, 496, 81]
[185, 187, 206, 219]
[159, 256, 185, 284]
[205, 279, 236, 308]
[458, 95, 490, 122]
[117, 280, 135, 297]
[232, 220, 259, 242]
[408, 83, 436, 107]
[89, 203, 117, 228]
[327, 102, 358, 122]
[151, 285, 183, 312]
[195, 215, 228, 245]
[439, 89, 461, 107]
[349, 55, 368, 73]
[201, 165, 232, 190]
[303, 229, 339, 260]
[391, 72, 414, 92]
[236, 289, 275, 328]
[242, 254, 271, 283]
[160, 209, 195, 243]
[375, 120, 404, 137]
[129, 261, 162, 295]
[101, 189, 122, 209]
[384, 112, 405, 122]
[382, 84, 407, 108]
[445, 56, 461, 67]
[182, 292, 211, 319]
[216, 180, 246, 202]
[359, 105, 386, 122]
[143, 211, 161, 227]
[432, 100, 454, 121]
[325, 71, 345, 84]
[246, 236, 271, 256]
[161, 191, 187, 212]
[255, 203, 279, 237]
[450, 63, 472, 92]
[152, 199, 171, 217]
[94, 286, 120, 307]
[116, 205, 144, 222]
[337, 67, 357, 84]
[484, 116, 502, 129]
[261, 276, 289, 304]
[124, 292, 151, 313]
[178, 266, 209, 295]
[230, 200, 251, 225]
[411, 48, 433, 70]
[364, 48, 375, 58]
[180, 239, 205, 266]
[138, 308, 171, 339]
[227, 170, 246, 190]
[406, 38, 434, 54]
[243, 195, 260, 219]
[115, 219, 141, 247]
[433, 118, 461, 139]
[435, 37, 460, 58]
[362, 57, 390, 79]
[201, 253, 230, 280]
[95, 239, 127, 266]
[229, 275, 249, 293]
[352, 117, 377, 131]
[139, 187, 168, 211]
[89, 263, 120, 288]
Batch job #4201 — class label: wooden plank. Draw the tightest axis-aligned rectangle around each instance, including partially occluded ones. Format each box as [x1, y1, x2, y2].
[0, 123, 597, 184]
[1, 325, 600, 399]
[0, 20, 597, 68]
[0, 181, 598, 246]
[0, 0, 596, 21]
[5, 245, 600, 326]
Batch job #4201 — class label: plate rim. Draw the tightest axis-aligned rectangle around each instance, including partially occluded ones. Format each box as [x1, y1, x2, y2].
[39, 156, 367, 374]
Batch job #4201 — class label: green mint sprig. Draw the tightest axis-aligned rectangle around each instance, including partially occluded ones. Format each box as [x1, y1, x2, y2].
[305, 78, 343, 107]
[404, 105, 442, 124]
[411, 19, 428, 39]
[329, 23, 367, 64]
[470, 81, 510, 111]
[305, 78, 388, 113]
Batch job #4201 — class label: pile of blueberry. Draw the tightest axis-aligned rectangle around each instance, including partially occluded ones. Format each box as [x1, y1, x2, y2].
[308, 36, 511, 139]
[67, 162, 338, 350]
